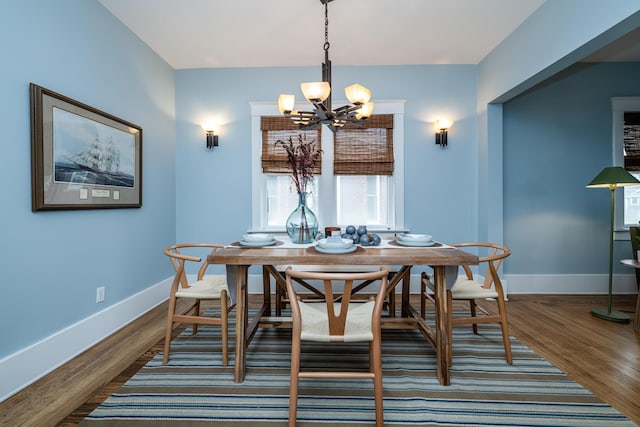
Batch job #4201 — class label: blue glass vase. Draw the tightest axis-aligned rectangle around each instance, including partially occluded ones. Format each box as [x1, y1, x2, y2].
[286, 192, 318, 244]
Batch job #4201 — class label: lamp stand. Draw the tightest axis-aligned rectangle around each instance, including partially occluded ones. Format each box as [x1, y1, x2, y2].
[590, 186, 631, 323]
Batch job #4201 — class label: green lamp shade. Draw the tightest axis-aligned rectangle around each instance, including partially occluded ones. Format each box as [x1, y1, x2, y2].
[586, 166, 640, 188]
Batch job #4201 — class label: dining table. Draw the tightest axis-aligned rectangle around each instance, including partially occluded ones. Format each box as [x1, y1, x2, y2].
[207, 237, 478, 386]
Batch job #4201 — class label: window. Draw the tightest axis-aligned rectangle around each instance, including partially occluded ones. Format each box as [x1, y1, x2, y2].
[612, 97, 640, 235]
[260, 117, 321, 227]
[250, 101, 405, 232]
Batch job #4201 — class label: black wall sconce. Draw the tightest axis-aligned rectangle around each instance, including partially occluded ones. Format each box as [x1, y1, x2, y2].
[202, 123, 219, 149]
[435, 119, 452, 148]
[206, 130, 218, 149]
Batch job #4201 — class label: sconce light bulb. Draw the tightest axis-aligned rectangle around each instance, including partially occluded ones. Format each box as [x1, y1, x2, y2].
[435, 119, 453, 130]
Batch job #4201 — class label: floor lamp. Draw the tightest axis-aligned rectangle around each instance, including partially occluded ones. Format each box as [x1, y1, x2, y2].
[587, 166, 640, 323]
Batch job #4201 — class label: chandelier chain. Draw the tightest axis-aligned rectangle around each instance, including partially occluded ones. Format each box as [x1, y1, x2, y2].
[324, 0, 330, 52]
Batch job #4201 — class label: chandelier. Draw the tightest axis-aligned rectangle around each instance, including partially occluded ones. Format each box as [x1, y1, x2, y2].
[277, 0, 374, 132]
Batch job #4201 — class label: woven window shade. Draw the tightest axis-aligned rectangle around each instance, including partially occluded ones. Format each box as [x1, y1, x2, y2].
[261, 116, 322, 174]
[624, 112, 640, 171]
[334, 114, 394, 175]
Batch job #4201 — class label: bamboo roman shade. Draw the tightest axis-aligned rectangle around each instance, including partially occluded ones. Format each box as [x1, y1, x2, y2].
[624, 112, 640, 171]
[334, 114, 394, 175]
[261, 116, 322, 174]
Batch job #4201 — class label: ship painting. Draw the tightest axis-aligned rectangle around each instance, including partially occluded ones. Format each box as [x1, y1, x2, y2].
[53, 107, 135, 188]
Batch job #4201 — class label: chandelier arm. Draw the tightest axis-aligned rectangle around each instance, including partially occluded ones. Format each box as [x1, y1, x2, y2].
[310, 102, 333, 121]
[333, 104, 362, 114]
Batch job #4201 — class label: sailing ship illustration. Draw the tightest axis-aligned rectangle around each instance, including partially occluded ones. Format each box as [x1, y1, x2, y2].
[55, 133, 134, 188]
[68, 135, 121, 174]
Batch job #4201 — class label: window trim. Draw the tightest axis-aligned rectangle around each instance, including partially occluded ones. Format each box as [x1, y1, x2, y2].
[612, 97, 640, 239]
[250, 100, 406, 232]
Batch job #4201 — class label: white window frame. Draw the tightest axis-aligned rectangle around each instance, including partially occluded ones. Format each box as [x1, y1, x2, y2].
[250, 100, 405, 233]
[612, 97, 640, 239]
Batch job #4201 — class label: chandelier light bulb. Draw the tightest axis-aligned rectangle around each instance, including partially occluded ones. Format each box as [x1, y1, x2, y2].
[301, 82, 331, 102]
[345, 84, 371, 105]
[356, 101, 375, 120]
[278, 94, 295, 114]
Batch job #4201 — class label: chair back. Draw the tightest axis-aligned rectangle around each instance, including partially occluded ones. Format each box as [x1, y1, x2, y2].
[451, 242, 510, 290]
[164, 243, 225, 290]
[284, 267, 389, 340]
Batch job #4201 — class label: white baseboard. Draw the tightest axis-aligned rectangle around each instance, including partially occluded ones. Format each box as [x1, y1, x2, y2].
[0, 277, 171, 403]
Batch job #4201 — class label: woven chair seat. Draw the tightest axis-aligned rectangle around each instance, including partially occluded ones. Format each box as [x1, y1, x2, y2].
[175, 275, 229, 299]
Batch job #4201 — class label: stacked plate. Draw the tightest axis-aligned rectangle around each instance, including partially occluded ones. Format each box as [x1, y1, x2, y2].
[239, 233, 277, 247]
[314, 237, 357, 254]
[396, 233, 435, 247]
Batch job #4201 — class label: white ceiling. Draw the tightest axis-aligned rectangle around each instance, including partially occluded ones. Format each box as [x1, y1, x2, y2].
[99, 0, 550, 69]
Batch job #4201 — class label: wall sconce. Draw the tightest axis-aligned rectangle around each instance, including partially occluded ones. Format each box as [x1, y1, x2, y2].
[202, 123, 219, 149]
[435, 119, 453, 148]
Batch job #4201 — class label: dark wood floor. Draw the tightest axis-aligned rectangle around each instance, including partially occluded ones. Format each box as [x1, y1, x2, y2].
[7, 294, 640, 426]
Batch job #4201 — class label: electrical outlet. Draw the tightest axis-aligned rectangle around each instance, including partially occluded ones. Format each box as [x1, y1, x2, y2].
[96, 286, 105, 303]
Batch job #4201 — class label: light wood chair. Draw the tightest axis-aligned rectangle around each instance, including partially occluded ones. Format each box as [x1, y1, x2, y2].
[163, 243, 234, 365]
[420, 242, 512, 364]
[284, 267, 389, 427]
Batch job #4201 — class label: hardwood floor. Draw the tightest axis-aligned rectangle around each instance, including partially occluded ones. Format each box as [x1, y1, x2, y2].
[2, 295, 639, 426]
[504, 294, 640, 425]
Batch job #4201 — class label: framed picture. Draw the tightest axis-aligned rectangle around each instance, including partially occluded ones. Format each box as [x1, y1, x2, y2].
[30, 83, 142, 211]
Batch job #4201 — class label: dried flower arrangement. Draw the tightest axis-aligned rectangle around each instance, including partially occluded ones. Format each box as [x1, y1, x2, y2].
[275, 134, 322, 194]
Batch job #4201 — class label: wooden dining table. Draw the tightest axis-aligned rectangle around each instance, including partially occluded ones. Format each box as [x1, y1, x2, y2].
[207, 240, 478, 386]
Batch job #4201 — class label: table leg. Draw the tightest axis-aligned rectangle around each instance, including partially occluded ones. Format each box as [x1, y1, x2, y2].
[401, 266, 411, 318]
[234, 265, 249, 383]
[262, 266, 272, 316]
[433, 265, 451, 386]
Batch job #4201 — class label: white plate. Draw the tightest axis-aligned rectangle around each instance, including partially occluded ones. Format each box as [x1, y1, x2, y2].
[317, 237, 354, 249]
[238, 239, 277, 247]
[399, 233, 433, 242]
[395, 239, 435, 247]
[242, 233, 275, 242]
[314, 244, 357, 254]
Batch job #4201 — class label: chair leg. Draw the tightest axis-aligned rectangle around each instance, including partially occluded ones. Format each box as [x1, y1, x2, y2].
[446, 290, 454, 366]
[289, 334, 301, 427]
[163, 296, 177, 364]
[221, 291, 229, 367]
[496, 296, 513, 364]
[420, 273, 426, 319]
[371, 338, 384, 427]
[469, 300, 478, 334]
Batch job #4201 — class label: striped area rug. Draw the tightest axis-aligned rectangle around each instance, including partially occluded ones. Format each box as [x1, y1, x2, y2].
[80, 313, 635, 426]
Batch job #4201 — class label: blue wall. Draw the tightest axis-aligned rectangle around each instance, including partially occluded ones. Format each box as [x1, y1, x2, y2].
[504, 62, 640, 274]
[175, 64, 478, 270]
[0, 0, 176, 357]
